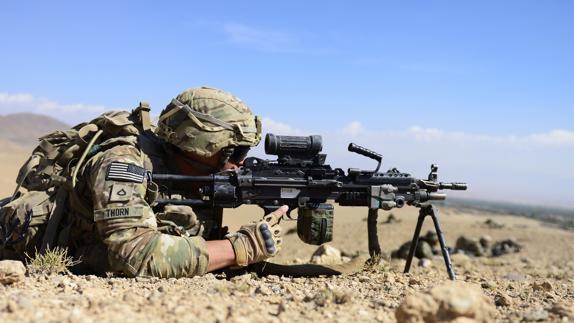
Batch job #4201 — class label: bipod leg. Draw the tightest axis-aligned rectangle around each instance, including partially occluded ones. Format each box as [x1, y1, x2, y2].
[367, 209, 382, 259]
[403, 208, 426, 274]
[427, 205, 456, 280]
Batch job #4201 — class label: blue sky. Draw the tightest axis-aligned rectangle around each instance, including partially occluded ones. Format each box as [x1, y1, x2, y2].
[1, 1, 573, 208]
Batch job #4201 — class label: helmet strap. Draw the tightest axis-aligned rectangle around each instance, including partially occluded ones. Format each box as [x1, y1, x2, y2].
[219, 148, 234, 169]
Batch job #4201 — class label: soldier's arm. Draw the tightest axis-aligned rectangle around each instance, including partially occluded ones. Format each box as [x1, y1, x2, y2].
[88, 145, 235, 277]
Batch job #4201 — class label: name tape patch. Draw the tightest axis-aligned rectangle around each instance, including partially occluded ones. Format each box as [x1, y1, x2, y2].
[94, 206, 144, 222]
[106, 162, 147, 183]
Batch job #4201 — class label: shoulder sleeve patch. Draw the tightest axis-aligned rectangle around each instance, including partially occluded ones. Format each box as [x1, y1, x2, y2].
[106, 162, 147, 183]
[109, 183, 135, 203]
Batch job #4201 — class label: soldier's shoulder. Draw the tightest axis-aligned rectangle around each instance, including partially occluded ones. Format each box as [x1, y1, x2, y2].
[89, 143, 147, 171]
[99, 144, 142, 159]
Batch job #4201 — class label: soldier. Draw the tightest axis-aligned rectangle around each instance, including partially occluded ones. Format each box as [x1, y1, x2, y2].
[2, 86, 286, 278]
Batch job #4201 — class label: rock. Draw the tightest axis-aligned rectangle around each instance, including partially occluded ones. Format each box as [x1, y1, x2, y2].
[523, 309, 549, 322]
[520, 257, 533, 265]
[6, 300, 19, 313]
[417, 241, 434, 259]
[392, 242, 411, 259]
[395, 281, 496, 323]
[392, 240, 435, 260]
[418, 258, 432, 268]
[455, 236, 487, 257]
[230, 273, 252, 284]
[532, 281, 553, 292]
[484, 218, 504, 229]
[0, 260, 26, 285]
[408, 278, 421, 286]
[480, 281, 494, 289]
[358, 275, 371, 283]
[494, 292, 513, 307]
[395, 293, 438, 323]
[255, 285, 273, 296]
[271, 285, 282, 295]
[310, 244, 343, 265]
[491, 239, 522, 257]
[306, 287, 352, 306]
[479, 235, 492, 249]
[502, 272, 527, 282]
[450, 253, 472, 267]
[549, 302, 574, 318]
[421, 230, 439, 247]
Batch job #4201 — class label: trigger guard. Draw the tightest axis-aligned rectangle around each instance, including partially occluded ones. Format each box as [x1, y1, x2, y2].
[285, 209, 296, 221]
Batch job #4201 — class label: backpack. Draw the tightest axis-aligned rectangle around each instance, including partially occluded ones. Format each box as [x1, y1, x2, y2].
[0, 103, 152, 259]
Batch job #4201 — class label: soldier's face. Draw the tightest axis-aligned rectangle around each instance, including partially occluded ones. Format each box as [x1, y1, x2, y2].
[221, 159, 242, 171]
[175, 150, 245, 175]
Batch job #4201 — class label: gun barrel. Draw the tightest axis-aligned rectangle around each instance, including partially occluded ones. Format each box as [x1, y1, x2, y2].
[439, 182, 467, 191]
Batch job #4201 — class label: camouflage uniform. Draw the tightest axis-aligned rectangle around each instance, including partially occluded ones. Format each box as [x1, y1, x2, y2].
[67, 87, 262, 278]
[68, 135, 209, 278]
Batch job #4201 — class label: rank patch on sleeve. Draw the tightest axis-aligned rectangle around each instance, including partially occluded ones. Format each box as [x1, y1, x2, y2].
[106, 162, 146, 183]
[109, 183, 134, 202]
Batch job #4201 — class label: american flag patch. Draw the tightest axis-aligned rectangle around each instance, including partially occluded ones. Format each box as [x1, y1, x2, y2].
[106, 162, 147, 183]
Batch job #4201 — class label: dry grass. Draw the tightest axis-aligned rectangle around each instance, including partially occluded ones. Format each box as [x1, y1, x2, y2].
[26, 247, 81, 275]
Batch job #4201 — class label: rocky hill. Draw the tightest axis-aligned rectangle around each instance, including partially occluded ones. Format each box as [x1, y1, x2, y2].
[0, 113, 69, 148]
[0, 113, 68, 196]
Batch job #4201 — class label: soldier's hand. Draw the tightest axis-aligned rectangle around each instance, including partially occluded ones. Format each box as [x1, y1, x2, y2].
[226, 205, 287, 266]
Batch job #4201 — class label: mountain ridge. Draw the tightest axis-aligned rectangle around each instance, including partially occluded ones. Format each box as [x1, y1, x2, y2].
[0, 112, 70, 147]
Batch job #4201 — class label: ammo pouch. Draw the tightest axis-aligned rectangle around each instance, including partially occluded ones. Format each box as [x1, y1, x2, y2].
[0, 190, 55, 259]
[297, 203, 334, 245]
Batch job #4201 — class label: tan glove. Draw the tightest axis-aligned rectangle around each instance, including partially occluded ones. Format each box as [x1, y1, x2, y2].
[226, 205, 287, 267]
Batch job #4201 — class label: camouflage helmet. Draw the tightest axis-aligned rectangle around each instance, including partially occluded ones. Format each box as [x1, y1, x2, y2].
[157, 86, 262, 157]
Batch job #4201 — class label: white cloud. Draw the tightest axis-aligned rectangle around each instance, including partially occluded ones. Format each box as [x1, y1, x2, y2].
[0, 92, 113, 124]
[342, 121, 364, 136]
[262, 117, 306, 136]
[406, 126, 574, 147]
[528, 130, 574, 146]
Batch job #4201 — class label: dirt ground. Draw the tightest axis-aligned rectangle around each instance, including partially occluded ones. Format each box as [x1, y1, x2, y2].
[1, 203, 573, 322]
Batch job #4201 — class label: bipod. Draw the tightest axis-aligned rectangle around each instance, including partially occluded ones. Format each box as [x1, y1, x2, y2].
[367, 209, 382, 258]
[404, 204, 456, 280]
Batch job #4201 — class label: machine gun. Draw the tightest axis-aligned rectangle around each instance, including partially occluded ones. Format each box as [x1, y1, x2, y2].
[152, 134, 467, 280]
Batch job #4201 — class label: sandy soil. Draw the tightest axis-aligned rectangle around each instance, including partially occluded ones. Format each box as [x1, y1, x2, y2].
[1, 203, 573, 322]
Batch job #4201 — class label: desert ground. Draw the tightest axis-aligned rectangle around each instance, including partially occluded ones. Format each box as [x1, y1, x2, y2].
[0, 115, 573, 322]
[1, 203, 573, 322]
